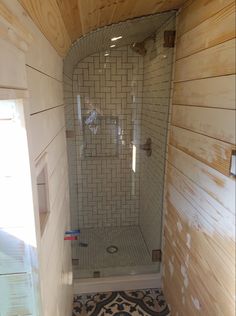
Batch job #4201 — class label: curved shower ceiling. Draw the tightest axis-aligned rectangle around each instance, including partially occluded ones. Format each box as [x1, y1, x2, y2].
[63, 11, 175, 77]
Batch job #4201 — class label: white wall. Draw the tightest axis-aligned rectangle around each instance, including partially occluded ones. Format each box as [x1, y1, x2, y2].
[0, 1, 73, 315]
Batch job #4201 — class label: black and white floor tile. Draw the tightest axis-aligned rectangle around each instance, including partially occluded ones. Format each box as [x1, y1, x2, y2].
[72, 288, 170, 316]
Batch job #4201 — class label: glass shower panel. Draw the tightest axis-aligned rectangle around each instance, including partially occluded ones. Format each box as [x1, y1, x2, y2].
[64, 15, 176, 279]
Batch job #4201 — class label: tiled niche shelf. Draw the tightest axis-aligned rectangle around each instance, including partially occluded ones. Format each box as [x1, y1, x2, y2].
[82, 115, 119, 158]
[36, 155, 50, 236]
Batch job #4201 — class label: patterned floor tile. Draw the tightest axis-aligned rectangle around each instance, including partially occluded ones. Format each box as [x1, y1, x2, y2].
[72, 288, 170, 316]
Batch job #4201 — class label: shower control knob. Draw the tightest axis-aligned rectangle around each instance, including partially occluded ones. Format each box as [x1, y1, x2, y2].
[140, 138, 152, 157]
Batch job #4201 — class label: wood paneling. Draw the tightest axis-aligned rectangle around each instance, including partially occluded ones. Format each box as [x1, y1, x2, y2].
[175, 39, 235, 82]
[0, 1, 31, 42]
[18, 0, 186, 56]
[3, 0, 63, 80]
[163, 0, 236, 315]
[26, 66, 63, 114]
[0, 38, 27, 89]
[0, 1, 32, 51]
[56, 0, 83, 41]
[18, 0, 71, 56]
[169, 126, 235, 176]
[0, 1, 73, 314]
[176, 2, 235, 59]
[173, 75, 235, 109]
[30, 106, 65, 160]
[177, 0, 233, 37]
[0, 88, 28, 99]
[172, 105, 236, 144]
[24, 19, 72, 313]
[74, 0, 186, 38]
[39, 147, 70, 316]
[163, 200, 235, 316]
[168, 145, 235, 213]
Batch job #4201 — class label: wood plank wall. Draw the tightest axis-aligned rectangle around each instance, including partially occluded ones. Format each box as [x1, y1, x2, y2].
[0, 56, 37, 315]
[0, 1, 73, 315]
[27, 61, 72, 315]
[163, 0, 236, 315]
[21, 4, 73, 315]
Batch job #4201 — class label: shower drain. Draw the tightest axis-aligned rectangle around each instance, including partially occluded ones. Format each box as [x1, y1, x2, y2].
[106, 245, 118, 254]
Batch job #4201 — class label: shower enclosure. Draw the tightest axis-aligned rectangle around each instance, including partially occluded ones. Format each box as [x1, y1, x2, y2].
[64, 12, 176, 279]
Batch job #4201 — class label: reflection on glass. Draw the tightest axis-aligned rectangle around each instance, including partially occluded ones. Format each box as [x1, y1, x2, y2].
[132, 144, 137, 173]
[65, 28, 175, 278]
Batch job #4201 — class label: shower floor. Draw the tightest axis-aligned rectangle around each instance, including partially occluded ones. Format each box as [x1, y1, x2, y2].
[72, 226, 159, 279]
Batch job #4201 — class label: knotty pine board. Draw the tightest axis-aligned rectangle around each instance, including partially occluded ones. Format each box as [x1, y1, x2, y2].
[173, 75, 235, 109]
[1, 0, 63, 81]
[172, 105, 236, 144]
[163, 0, 236, 313]
[19, 0, 186, 54]
[18, 0, 71, 56]
[176, 1, 235, 59]
[168, 145, 235, 213]
[177, 0, 233, 37]
[169, 126, 235, 176]
[174, 38, 235, 82]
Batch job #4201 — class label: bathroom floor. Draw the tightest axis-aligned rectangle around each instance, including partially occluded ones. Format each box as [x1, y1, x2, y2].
[72, 288, 170, 316]
[72, 226, 159, 278]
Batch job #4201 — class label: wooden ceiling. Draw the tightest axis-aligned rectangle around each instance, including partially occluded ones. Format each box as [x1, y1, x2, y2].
[18, 0, 186, 57]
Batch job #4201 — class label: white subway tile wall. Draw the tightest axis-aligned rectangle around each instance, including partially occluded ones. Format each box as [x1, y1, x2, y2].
[139, 16, 176, 253]
[64, 15, 175, 243]
[69, 46, 143, 228]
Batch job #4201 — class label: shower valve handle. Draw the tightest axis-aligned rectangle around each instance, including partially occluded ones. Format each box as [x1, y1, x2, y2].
[140, 138, 152, 157]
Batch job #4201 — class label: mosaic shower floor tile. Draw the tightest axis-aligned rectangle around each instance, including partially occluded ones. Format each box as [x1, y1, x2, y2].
[72, 226, 159, 278]
[72, 288, 170, 316]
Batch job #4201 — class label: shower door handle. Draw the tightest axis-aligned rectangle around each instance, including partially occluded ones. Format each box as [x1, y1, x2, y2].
[140, 138, 152, 156]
